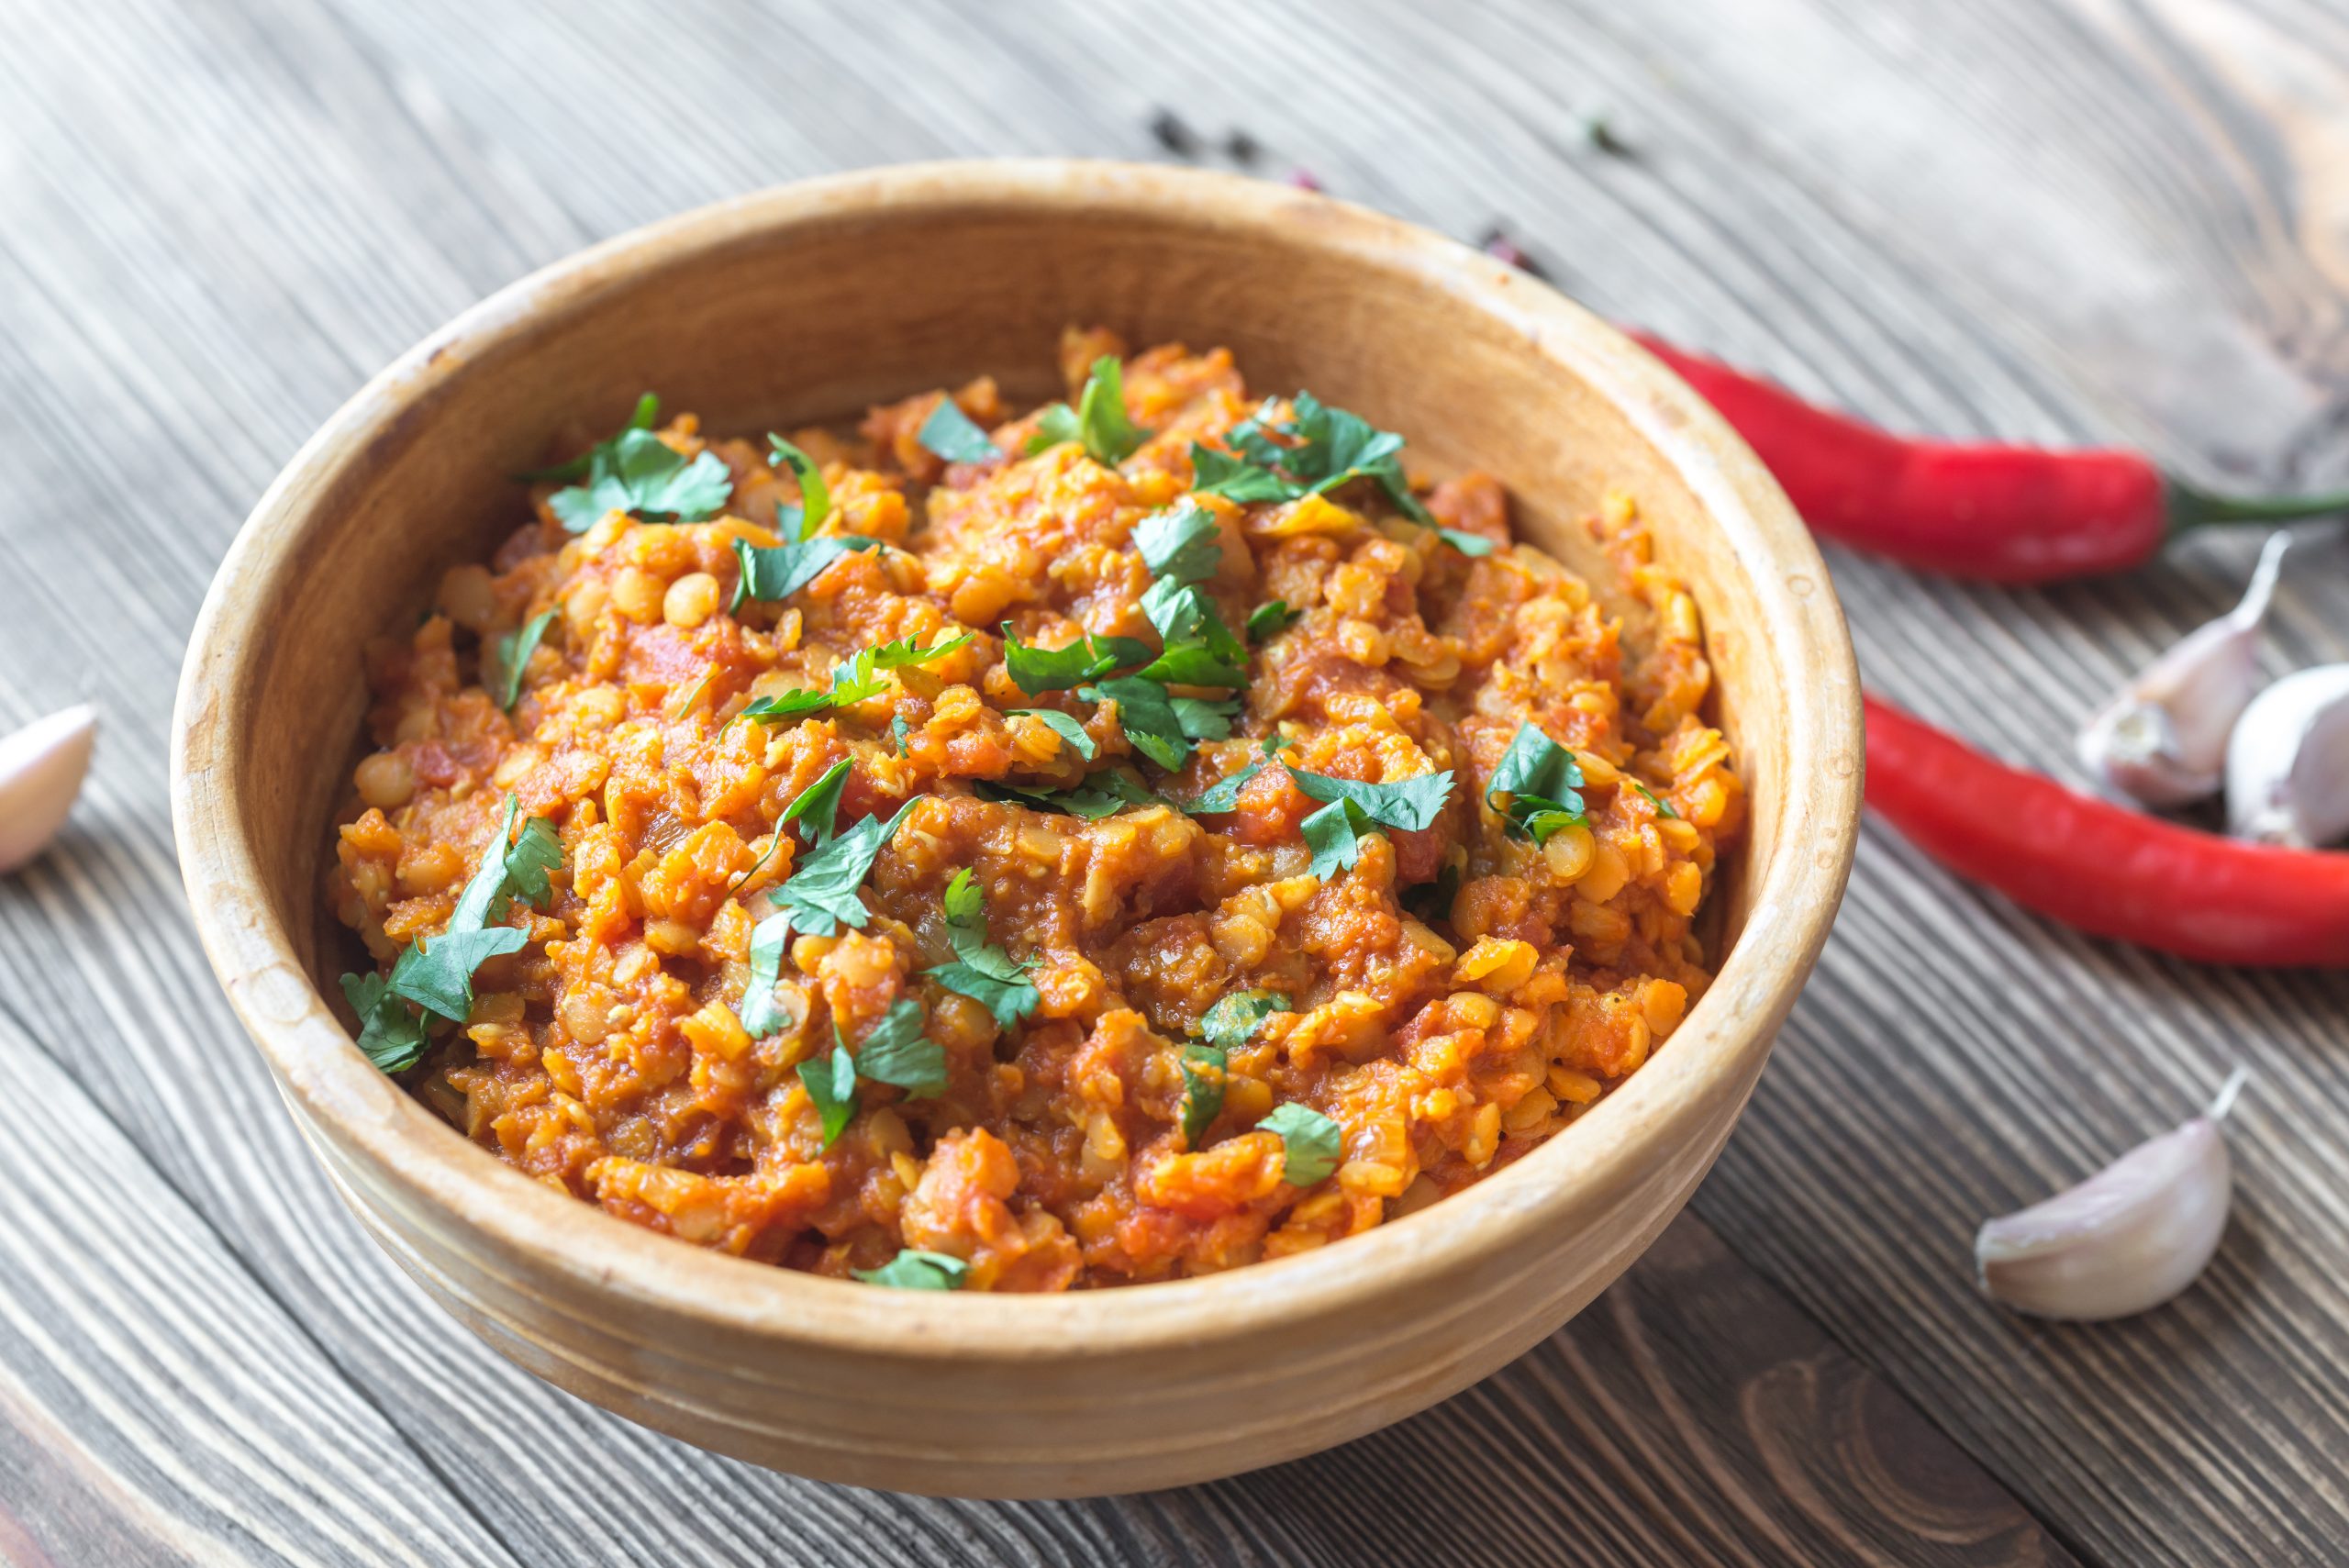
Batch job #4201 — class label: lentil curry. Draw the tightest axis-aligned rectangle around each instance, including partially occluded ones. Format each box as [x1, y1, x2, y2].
[330, 329, 1743, 1292]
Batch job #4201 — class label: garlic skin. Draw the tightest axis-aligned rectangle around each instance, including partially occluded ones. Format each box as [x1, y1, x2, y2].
[1976, 1071, 2243, 1322]
[0, 705, 98, 874]
[2076, 532, 2288, 807]
[2225, 664, 2349, 849]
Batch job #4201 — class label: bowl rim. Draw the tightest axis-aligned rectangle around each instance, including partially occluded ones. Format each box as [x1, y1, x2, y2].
[172, 157, 1861, 1361]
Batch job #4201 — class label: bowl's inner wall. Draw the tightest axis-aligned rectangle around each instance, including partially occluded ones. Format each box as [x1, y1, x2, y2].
[260, 193, 1781, 995]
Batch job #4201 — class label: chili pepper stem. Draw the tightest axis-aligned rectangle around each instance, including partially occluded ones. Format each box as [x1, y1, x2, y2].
[2167, 481, 2349, 536]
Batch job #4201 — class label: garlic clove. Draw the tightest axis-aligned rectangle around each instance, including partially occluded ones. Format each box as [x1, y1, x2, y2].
[2225, 663, 2349, 849]
[1976, 1069, 2243, 1322]
[2076, 531, 2289, 807]
[0, 704, 98, 874]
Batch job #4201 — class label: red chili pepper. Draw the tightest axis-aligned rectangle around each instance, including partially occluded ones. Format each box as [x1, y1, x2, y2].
[1863, 695, 2349, 967]
[1630, 331, 2349, 583]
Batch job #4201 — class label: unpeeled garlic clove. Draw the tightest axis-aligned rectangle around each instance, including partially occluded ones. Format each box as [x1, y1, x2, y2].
[2076, 532, 2289, 807]
[0, 705, 98, 874]
[1976, 1069, 2243, 1322]
[2225, 663, 2349, 849]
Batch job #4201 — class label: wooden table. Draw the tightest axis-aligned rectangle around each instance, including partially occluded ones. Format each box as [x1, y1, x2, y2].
[4, 2, 2344, 1562]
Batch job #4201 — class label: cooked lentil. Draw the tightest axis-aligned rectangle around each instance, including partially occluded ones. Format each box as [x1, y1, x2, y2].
[329, 328, 1743, 1289]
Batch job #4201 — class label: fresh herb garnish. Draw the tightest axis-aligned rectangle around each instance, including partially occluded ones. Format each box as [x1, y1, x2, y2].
[926, 869, 1040, 1029]
[1286, 764, 1454, 880]
[516, 392, 659, 484]
[1079, 675, 1197, 772]
[738, 635, 974, 728]
[490, 611, 555, 713]
[740, 913, 795, 1038]
[976, 770, 1163, 820]
[853, 997, 949, 1097]
[1247, 600, 1301, 639]
[1630, 779, 1679, 818]
[548, 425, 733, 533]
[1008, 708, 1097, 761]
[853, 1249, 969, 1290]
[1133, 500, 1223, 583]
[1029, 356, 1150, 467]
[797, 1033, 859, 1148]
[1486, 723, 1586, 845]
[340, 971, 430, 1073]
[999, 625, 1153, 695]
[1191, 442, 1297, 505]
[730, 533, 880, 611]
[1186, 759, 1262, 815]
[1434, 528, 1497, 557]
[767, 434, 830, 539]
[780, 758, 852, 844]
[1178, 1043, 1225, 1147]
[890, 715, 910, 756]
[1259, 1102, 1342, 1185]
[1132, 501, 1247, 689]
[774, 796, 924, 938]
[917, 398, 1001, 466]
[1200, 990, 1288, 1051]
[360, 795, 561, 1050]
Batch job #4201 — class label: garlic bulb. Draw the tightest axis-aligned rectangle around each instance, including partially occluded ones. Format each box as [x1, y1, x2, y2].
[2226, 664, 2349, 849]
[1976, 1069, 2243, 1322]
[0, 705, 97, 874]
[2076, 532, 2289, 807]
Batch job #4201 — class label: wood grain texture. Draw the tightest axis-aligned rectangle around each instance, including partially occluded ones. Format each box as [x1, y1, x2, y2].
[0, 0, 2343, 1560]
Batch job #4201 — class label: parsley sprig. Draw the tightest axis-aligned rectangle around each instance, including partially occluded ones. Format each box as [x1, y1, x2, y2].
[340, 795, 562, 1073]
[794, 998, 952, 1150]
[917, 398, 1001, 466]
[736, 634, 974, 728]
[1189, 394, 1495, 556]
[1030, 356, 1151, 467]
[854, 1249, 969, 1289]
[1286, 764, 1455, 879]
[926, 869, 1041, 1029]
[536, 395, 734, 533]
[740, 767, 927, 1038]
[1486, 723, 1587, 845]
[1258, 1102, 1343, 1185]
[489, 611, 556, 713]
[1177, 990, 1290, 1148]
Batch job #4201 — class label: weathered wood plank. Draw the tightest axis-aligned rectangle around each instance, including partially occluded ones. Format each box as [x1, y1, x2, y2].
[1, 0, 2345, 1562]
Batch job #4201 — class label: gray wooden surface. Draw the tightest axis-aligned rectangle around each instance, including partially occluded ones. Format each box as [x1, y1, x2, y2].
[2, 1, 2344, 1563]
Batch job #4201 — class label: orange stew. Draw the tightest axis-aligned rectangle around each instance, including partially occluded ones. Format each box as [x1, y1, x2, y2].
[329, 328, 1742, 1290]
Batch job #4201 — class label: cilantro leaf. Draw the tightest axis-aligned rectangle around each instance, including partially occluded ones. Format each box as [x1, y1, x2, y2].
[1081, 676, 1196, 771]
[1259, 1102, 1343, 1185]
[779, 758, 852, 844]
[1179, 1042, 1225, 1148]
[1286, 765, 1454, 832]
[502, 815, 563, 911]
[854, 1249, 969, 1289]
[1486, 724, 1587, 844]
[975, 772, 1162, 820]
[340, 971, 431, 1073]
[1000, 625, 1152, 695]
[797, 1034, 859, 1148]
[1186, 758, 1263, 815]
[1132, 501, 1222, 584]
[550, 428, 733, 532]
[1630, 779, 1679, 818]
[1298, 799, 1364, 880]
[731, 534, 879, 610]
[516, 392, 660, 484]
[1247, 600, 1301, 639]
[1201, 990, 1288, 1051]
[870, 631, 974, 671]
[1283, 392, 1431, 523]
[1170, 696, 1241, 742]
[853, 998, 949, 1097]
[739, 636, 971, 726]
[490, 611, 555, 713]
[767, 434, 830, 539]
[774, 796, 923, 937]
[917, 398, 1000, 465]
[925, 868, 1041, 1029]
[740, 912, 795, 1038]
[387, 925, 528, 1023]
[1028, 356, 1150, 466]
[736, 689, 836, 728]
[1286, 764, 1453, 880]
[1435, 528, 1497, 557]
[891, 714, 910, 756]
[1008, 707, 1097, 761]
[1191, 442, 1296, 505]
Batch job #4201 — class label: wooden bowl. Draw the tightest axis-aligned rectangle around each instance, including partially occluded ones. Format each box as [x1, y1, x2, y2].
[172, 160, 1861, 1499]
